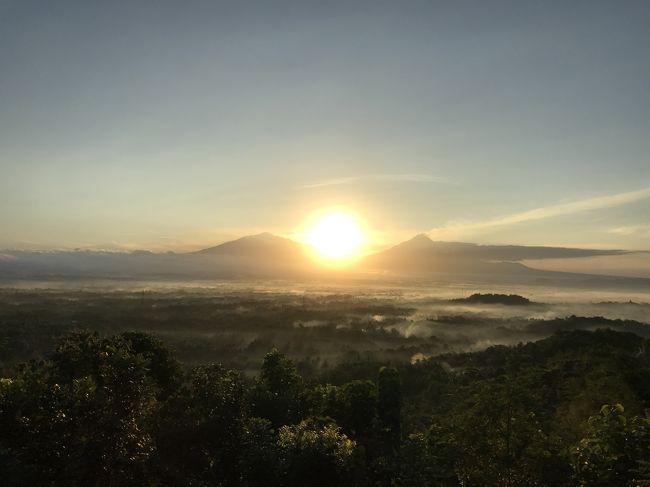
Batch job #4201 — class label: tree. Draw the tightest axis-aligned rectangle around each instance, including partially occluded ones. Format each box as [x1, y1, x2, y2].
[120, 331, 181, 399]
[249, 349, 305, 427]
[399, 426, 458, 487]
[155, 363, 245, 486]
[277, 418, 356, 487]
[240, 417, 279, 487]
[338, 380, 378, 438]
[450, 379, 569, 486]
[572, 404, 650, 486]
[377, 366, 402, 453]
[0, 331, 158, 486]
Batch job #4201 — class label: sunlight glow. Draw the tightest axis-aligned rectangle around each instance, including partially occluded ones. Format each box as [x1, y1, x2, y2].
[306, 212, 364, 261]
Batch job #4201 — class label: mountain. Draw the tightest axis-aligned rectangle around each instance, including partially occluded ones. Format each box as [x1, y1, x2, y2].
[361, 234, 632, 283]
[189, 232, 312, 277]
[194, 232, 307, 261]
[0, 233, 312, 280]
[0, 233, 646, 288]
[370, 233, 623, 261]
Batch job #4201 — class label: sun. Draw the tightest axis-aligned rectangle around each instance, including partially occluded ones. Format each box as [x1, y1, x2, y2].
[306, 212, 364, 261]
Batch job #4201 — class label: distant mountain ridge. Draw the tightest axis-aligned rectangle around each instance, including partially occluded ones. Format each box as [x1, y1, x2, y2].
[376, 233, 624, 261]
[361, 234, 626, 279]
[0, 232, 644, 287]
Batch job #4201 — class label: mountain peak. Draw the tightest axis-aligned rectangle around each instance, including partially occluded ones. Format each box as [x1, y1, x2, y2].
[396, 233, 435, 250]
[239, 232, 283, 242]
[193, 232, 303, 257]
[410, 233, 433, 243]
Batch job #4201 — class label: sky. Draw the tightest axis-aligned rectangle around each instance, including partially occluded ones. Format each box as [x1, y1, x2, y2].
[1, 0, 649, 252]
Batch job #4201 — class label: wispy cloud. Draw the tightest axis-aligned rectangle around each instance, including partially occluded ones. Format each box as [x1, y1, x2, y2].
[300, 173, 452, 189]
[608, 224, 650, 238]
[428, 185, 650, 240]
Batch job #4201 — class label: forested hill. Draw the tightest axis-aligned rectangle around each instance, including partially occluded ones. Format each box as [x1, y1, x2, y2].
[1, 328, 649, 486]
[449, 292, 532, 305]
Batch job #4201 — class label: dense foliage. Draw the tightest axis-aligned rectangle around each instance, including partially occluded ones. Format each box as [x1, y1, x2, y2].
[1, 327, 649, 485]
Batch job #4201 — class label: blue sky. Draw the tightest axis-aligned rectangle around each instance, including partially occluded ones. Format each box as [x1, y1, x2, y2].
[1, 0, 649, 251]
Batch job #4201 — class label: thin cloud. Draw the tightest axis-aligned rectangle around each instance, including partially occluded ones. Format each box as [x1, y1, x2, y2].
[609, 224, 650, 238]
[300, 173, 452, 189]
[428, 186, 650, 240]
